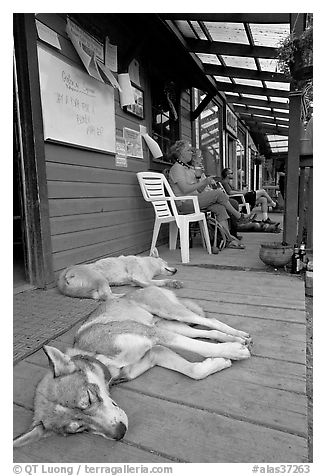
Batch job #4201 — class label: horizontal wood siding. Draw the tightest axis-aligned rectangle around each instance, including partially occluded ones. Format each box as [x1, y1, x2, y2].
[36, 14, 164, 274]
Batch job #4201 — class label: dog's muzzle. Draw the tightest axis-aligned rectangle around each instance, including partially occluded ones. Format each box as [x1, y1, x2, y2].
[113, 422, 127, 440]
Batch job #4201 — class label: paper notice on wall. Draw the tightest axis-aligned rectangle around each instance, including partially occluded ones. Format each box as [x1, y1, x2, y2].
[142, 133, 163, 159]
[118, 73, 135, 107]
[128, 59, 140, 86]
[123, 127, 143, 158]
[36, 20, 61, 49]
[66, 18, 104, 61]
[115, 136, 128, 167]
[66, 19, 103, 82]
[97, 61, 121, 90]
[105, 37, 118, 72]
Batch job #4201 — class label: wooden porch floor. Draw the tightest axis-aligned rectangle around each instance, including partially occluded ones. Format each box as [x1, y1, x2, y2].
[13, 221, 309, 463]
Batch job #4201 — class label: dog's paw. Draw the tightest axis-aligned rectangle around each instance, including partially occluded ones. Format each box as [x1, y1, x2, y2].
[244, 337, 253, 351]
[170, 280, 183, 289]
[226, 342, 251, 361]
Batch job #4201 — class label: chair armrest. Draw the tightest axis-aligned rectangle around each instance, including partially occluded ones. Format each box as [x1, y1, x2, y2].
[175, 195, 200, 213]
[230, 193, 246, 202]
[148, 195, 200, 213]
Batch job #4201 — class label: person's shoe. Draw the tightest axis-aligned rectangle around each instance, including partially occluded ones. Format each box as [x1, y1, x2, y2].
[262, 217, 278, 225]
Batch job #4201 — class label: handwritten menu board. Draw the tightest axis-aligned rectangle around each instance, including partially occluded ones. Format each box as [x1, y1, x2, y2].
[37, 46, 115, 153]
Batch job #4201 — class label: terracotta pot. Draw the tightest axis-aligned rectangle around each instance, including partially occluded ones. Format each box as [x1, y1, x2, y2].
[259, 242, 293, 267]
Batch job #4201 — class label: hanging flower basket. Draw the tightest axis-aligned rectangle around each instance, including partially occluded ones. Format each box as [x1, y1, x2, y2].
[277, 25, 313, 81]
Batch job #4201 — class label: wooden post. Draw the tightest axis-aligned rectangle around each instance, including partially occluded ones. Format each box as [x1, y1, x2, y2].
[283, 13, 306, 246]
[283, 91, 301, 245]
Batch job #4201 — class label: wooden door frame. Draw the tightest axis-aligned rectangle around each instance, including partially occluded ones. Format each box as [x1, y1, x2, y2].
[13, 13, 54, 287]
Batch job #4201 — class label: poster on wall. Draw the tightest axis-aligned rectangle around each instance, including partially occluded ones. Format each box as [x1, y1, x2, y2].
[37, 46, 116, 153]
[123, 127, 143, 158]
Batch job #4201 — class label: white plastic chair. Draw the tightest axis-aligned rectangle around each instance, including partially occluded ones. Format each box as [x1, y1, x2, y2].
[217, 182, 251, 214]
[137, 171, 212, 263]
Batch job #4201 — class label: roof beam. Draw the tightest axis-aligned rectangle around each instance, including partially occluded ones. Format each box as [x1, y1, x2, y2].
[160, 13, 290, 23]
[241, 115, 289, 127]
[213, 81, 289, 98]
[225, 95, 289, 110]
[190, 92, 215, 121]
[187, 38, 278, 59]
[249, 124, 289, 136]
[234, 104, 289, 119]
[204, 64, 287, 82]
[161, 19, 218, 94]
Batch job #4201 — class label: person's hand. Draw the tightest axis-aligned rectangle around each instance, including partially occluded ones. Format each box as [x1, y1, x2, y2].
[205, 176, 216, 186]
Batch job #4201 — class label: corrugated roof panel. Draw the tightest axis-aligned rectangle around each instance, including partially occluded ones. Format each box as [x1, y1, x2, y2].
[174, 20, 197, 38]
[250, 23, 290, 47]
[269, 96, 289, 103]
[259, 58, 279, 72]
[190, 21, 207, 40]
[213, 75, 232, 83]
[234, 78, 263, 87]
[241, 94, 270, 100]
[274, 108, 289, 114]
[265, 81, 290, 90]
[196, 53, 221, 64]
[221, 55, 256, 69]
[205, 22, 249, 44]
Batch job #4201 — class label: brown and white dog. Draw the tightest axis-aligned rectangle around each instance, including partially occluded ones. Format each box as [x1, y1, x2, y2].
[13, 286, 251, 447]
[57, 248, 183, 300]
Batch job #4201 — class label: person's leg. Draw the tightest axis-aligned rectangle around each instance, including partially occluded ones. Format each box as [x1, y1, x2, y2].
[197, 190, 245, 220]
[256, 196, 277, 224]
[256, 196, 268, 220]
[228, 198, 242, 240]
[256, 189, 276, 207]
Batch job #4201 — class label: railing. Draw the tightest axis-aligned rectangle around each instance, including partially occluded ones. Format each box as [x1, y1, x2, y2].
[297, 154, 313, 248]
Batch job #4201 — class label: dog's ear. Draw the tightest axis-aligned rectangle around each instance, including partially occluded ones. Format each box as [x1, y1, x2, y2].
[43, 346, 76, 378]
[13, 422, 50, 447]
[150, 248, 159, 258]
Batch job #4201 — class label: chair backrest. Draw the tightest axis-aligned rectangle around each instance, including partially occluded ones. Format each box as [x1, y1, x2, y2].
[217, 181, 227, 194]
[137, 171, 176, 220]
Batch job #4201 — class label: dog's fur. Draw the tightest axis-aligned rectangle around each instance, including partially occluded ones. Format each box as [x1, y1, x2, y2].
[57, 249, 183, 300]
[237, 221, 281, 233]
[13, 286, 251, 447]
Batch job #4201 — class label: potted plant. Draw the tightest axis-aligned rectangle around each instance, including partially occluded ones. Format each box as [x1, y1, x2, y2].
[277, 23, 313, 81]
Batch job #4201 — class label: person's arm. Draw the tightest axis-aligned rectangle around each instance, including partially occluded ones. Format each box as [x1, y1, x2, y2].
[171, 166, 213, 194]
[221, 181, 242, 195]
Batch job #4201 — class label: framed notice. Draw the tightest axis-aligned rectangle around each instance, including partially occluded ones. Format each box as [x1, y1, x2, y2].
[225, 104, 238, 137]
[37, 46, 116, 153]
[123, 84, 144, 119]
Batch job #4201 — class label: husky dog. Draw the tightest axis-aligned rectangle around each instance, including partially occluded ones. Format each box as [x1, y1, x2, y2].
[57, 249, 182, 300]
[14, 286, 251, 447]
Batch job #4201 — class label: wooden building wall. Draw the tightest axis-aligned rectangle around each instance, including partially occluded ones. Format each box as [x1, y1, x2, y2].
[34, 14, 192, 277]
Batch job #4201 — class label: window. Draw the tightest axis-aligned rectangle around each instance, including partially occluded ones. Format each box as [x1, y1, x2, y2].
[151, 80, 180, 163]
[194, 90, 222, 176]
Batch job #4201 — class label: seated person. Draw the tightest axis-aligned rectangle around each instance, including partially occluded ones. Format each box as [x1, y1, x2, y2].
[192, 149, 242, 241]
[220, 168, 278, 225]
[168, 141, 252, 249]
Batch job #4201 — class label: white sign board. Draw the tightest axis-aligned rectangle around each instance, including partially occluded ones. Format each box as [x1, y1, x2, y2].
[37, 46, 115, 153]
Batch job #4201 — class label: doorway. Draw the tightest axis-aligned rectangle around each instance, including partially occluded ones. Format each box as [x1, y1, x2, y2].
[13, 89, 29, 290]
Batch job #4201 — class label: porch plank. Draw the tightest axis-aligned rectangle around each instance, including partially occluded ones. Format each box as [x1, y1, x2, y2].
[109, 391, 308, 463]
